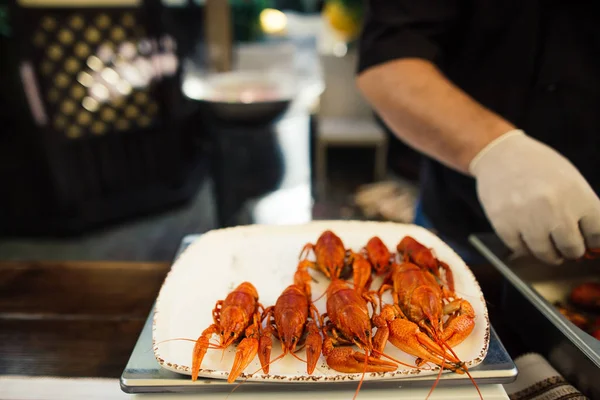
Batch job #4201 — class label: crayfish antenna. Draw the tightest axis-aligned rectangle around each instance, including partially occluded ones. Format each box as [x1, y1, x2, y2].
[290, 351, 307, 364]
[151, 336, 223, 382]
[226, 351, 289, 399]
[149, 337, 222, 366]
[299, 243, 314, 260]
[425, 349, 446, 400]
[370, 349, 425, 369]
[352, 349, 369, 400]
[435, 335, 483, 400]
[311, 287, 328, 304]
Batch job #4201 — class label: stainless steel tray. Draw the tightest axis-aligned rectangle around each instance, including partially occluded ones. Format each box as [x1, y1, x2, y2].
[120, 234, 517, 394]
[470, 234, 600, 399]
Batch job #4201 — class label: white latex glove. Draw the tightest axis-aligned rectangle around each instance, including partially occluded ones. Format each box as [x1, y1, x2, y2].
[469, 129, 600, 264]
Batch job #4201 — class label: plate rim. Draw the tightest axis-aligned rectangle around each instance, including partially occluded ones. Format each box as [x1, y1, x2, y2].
[152, 220, 491, 383]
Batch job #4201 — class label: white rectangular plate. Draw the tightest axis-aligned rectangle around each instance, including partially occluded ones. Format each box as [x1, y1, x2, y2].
[153, 221, 490, 383]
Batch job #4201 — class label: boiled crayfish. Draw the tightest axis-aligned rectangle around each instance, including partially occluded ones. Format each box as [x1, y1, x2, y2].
[320, 279, 397, 373]
[258, 261, 323, 375]
[186, 229, 484, 400]
[192, 281, 264, 383]
[299, 230, 348, 280]
[397, 236, 455, 293]
[299, 230, 373, 293]
[375, 262, 475, 368]
[372, 261, 482, 400]
[362, 236, 395, 276]
[319, 278, 417, 400]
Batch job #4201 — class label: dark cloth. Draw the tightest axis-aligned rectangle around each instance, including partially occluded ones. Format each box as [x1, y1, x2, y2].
[357, 0, 600, 248]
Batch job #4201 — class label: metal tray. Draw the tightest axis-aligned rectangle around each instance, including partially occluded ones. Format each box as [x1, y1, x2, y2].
[470, 234, 600, 399]
[120, 234, 517, 394]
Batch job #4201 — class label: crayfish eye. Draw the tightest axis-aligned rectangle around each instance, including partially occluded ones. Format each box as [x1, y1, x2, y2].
[230, 332, 235, 337]
[292, 337, 297, 343]
[354, 336, 360, 342]
[221, 330, 224, 335]
[365, 330, 370, 337]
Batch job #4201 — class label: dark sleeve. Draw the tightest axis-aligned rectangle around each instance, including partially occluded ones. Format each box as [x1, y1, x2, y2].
[357, 0, 460, 74]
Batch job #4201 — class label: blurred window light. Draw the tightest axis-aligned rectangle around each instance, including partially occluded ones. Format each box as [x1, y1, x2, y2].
[116, 80, 133, 96]
[333, 42, 348, 57]
[82, 96, 99, 112]
[97, 44, 115, 63]
[87, 55, 104, 71]
[260, 8, 287, 35]
[119, 42, 137, 60]
[101, 68, 120, 85]
[77, 71, 94, 87]
[91, 83, 110, 101]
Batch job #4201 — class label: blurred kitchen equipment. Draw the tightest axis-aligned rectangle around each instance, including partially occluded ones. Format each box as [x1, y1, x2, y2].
[182, 69, 296, 125]
[0, 0, 209, 236]
[183, 65, 300, 227]
[183, 36, 311, 227]
[470, 234, 600, 399]
[183, 39, 298, 125]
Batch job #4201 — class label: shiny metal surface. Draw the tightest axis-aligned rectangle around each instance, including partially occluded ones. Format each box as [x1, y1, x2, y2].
[182, 70, 296, 124]
[210, 113, 313, 228]
[197, 99, 291, 124]
[470, 234, 600, 399]
[120, 235, 517, 394]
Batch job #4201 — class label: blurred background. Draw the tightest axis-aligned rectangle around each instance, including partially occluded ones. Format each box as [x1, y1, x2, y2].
[0, 0, 422, 262]
[4, 5, 599, 399]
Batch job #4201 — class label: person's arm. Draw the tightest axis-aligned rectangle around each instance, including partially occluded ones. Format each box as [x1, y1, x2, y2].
[356, 0, 600, 263]
[356, 59, 514, 174]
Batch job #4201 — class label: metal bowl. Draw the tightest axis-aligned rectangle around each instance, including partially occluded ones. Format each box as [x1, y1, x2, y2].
[182, 70, 296, 124]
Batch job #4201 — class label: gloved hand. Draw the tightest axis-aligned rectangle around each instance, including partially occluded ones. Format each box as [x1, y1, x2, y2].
[469, 129, 600, 264]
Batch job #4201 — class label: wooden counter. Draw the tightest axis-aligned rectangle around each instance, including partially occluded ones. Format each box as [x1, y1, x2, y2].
[0, 260, 170, 378]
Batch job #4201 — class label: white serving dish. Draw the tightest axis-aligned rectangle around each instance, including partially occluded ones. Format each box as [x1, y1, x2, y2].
[153, 221, 490, 383]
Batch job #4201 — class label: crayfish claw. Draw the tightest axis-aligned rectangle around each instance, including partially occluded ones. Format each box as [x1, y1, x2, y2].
[325, 346, 397, 373]
[371, 319, 389, 359]
[257, 332, 273, 374]
[442, 299, 476, 348]
[305, 320, 323, 375]
[385, 315, 462, 370]
[192, 324, 220, 381]
[228, 337, 259, 383]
